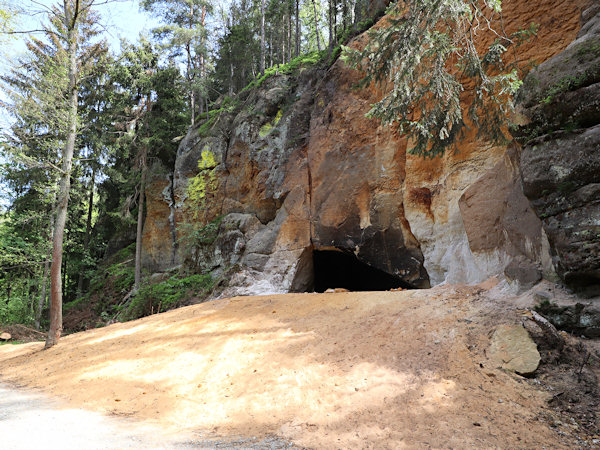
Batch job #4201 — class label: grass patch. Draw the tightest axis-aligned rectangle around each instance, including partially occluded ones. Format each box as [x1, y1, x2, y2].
[195, 97, 241, 138]
[0, 340, 26, 345]
[240, 51, 326, 95]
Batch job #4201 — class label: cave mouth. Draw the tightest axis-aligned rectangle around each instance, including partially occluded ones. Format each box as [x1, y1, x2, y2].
[313, 249, 412, 293]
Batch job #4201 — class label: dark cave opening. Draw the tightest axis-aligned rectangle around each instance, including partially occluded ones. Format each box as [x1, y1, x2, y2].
[312, 249, 412, 293]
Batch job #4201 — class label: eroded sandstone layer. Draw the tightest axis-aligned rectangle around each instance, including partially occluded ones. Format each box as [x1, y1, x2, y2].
[141, 0, 593, 295]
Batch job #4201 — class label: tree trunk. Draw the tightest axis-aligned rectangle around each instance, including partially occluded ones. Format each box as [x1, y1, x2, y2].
[295, 0, 300, 57]
[282, 15, 286, 65]
[187, 41, 195, 125]
[76, 166, 95, 298]
[334, 0, 338, 45]
[198, 4, 206, 115]
[260, 0, 266, 75]
[36, 192, 57, 330]
[134, 149, 147, 292]
[328, 0, 333, 50]
[269, 25, 273, 67]
[46, 10, 78, 348]
[287, 5, 292, 62]
[312, 0, 322, 51]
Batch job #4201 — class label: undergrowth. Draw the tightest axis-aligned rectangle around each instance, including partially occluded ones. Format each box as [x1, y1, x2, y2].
[65, 240, 215, 328]
[122, 273, 214, 320]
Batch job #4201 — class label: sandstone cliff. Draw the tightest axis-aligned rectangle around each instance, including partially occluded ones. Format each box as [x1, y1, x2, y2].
[141, 0, 596, 296]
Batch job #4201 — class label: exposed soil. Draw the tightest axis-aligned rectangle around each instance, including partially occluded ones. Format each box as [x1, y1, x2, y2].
[0, 324, 45, 342]
[1, 282, 599, 448]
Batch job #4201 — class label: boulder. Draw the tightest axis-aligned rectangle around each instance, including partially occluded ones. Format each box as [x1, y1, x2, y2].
[488, 325, 541, 376]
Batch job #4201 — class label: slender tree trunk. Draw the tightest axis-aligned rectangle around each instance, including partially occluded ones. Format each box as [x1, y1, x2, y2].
[334, 0, 338, 44]
[187, 41, 195, 125]
[328, 0, 333, 50]
[199, 5, 206, 115]
[260, 0, 266, 74]
[343, 0, 348, 34]
[76, 166, 95, 298]
[36, 192, 57, 330]
[295, 0, 300, 57]
[282, 16, 286, 65]
[134, 149, 147, 292]
[46, 13, 78, 348]
[312, 0, 322, 51]
[269, 25, 273, 67]
[37, 252, 51, 330]
[287, 6, 292, 62]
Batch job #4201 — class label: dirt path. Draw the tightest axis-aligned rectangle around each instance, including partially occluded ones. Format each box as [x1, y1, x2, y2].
[0, 383, 185, 449]
[0, 284, 588, 448]
[0, 383, 296, 449]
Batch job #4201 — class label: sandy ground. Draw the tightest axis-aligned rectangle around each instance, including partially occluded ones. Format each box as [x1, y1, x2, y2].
[0, 284, 585, 448]
[0, 384, 183, 449]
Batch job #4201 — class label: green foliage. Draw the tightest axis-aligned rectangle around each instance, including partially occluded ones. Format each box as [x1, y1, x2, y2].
[0, 340, 27, 346]
[240, 51, 325, 94]
[188, 215, 224, 246]
[194, 98, 240, 137]
[343, 1, 536, 158]
[540, 68, 598, 105]
[177, 215, 223, 266]
[123, 274, 214, 320]
[0, 296, 34, 325]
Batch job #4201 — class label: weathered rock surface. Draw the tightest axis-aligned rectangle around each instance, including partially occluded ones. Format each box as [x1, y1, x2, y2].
[536, 302, 600, 338]
[488, 325, 541, 376]
[140, 0, 592, 296]
[518, 5, 600, 290]
[141, 165, 180, 272]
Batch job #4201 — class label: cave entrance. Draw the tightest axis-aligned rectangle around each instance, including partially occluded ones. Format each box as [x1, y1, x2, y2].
[312, 249, 411, 293]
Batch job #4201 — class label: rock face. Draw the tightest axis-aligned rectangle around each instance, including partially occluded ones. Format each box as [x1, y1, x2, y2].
[518, 4, 600, 291]
[536, 302, 600, 338]
[140, 0, 592, 296]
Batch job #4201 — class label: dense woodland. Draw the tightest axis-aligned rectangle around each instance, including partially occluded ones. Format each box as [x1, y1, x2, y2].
[0, 0, 521, 345]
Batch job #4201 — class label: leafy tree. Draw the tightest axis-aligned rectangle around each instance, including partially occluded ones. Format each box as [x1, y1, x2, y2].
[141, 0, 212, 125]
[343, 0, 532, 158]
[1, 0, 108, 346]
[107, 40, 188, 291]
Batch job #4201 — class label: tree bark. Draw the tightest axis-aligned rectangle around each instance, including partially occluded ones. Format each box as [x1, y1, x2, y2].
[134, 148, 147, 292]
[46, 3, 79, 348]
